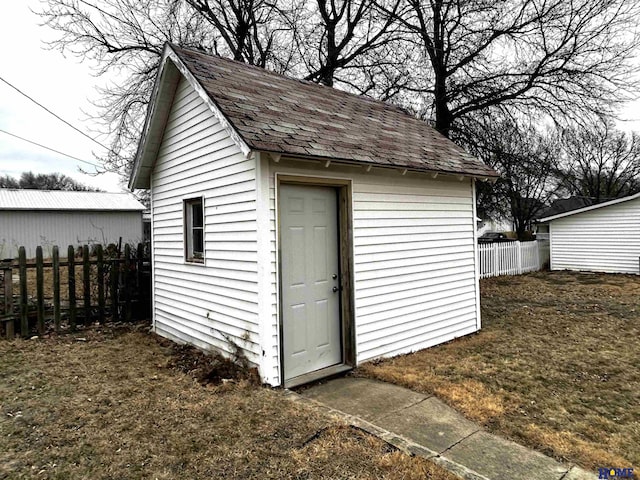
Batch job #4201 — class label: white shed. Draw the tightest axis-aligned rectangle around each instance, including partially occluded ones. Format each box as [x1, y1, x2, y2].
[129, 44, 498, 387]
[0, 189, 145, 259]
[538, 192, 640, 274]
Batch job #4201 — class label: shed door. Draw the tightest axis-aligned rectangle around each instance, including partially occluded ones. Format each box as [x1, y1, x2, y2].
[280, 184, 342, 381]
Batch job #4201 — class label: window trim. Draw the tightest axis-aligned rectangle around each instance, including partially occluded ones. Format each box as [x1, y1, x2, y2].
[184, 196, 205, 264]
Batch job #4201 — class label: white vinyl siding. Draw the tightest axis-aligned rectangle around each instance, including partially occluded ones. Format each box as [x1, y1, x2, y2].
[150, 76, 260, 365]
[265, 159, 479, 383]
[549, 197, 640, 274]
[0, 210, 142, 259]
[353, 178, 477, 362]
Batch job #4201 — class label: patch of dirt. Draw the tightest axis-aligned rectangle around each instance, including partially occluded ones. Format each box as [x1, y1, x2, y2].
[166, 342, 260, 386]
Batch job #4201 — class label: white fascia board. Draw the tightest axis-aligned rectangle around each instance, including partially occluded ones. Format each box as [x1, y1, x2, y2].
[128, 44, 252, 190]
[538, 192, 640, 223]
[164, 47, 251, 157]
[128, 45, 180, 190]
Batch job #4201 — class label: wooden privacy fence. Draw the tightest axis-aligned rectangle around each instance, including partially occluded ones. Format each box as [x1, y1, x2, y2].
[479, 240, 549, 278]
[0, 243, 150, 339]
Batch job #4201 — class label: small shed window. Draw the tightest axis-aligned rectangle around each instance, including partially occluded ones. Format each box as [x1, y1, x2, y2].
[184, 197, 204, 263]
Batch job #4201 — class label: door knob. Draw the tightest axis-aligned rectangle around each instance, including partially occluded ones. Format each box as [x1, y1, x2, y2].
[332, 286, 339, 293]
[332, 274, 338, 279]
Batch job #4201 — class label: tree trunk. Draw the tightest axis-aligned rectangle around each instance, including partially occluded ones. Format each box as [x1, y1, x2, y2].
[431, 0, 451, 138]
[434, 79, 451, 137]
[319, 68, 335, 87]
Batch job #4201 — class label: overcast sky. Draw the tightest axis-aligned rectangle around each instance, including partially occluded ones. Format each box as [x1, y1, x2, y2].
[1, 1, 639, 194]
[0, 1, 122, 191]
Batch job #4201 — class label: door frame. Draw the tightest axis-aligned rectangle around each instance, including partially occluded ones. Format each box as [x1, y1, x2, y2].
[276, 174, 356, 388]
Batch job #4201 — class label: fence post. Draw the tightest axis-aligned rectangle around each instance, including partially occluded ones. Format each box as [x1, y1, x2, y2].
[124, 244, 132, 322]
[52, 246, 61, 332]
[36, 246, 45, 335]
[97, 245, 105, 324]
[516, 241, 522, 275]
[83, 245, 91, 324]
[492, 243, 498, 277]
[136, 243, 143, 289]
[2, 259, 14, 339]
[110, 255, 118, 321]
[136, 242, 145, 319]
[68, 245, 76, 331]
[18, 247, 28, 337]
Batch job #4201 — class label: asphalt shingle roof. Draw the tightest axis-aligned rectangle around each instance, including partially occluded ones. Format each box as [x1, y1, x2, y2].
[171, 46, 498, 178]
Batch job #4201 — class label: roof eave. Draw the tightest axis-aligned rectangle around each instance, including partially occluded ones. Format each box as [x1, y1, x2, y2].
[129, 44, 180, 190]
[259, 150, 499, 182]
[537, 191, 640, 223]
[0, 208, 145, 212]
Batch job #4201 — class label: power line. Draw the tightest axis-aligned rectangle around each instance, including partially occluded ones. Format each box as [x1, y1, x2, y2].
[0, 128, 101, 168]
[0, 75, 113, 153]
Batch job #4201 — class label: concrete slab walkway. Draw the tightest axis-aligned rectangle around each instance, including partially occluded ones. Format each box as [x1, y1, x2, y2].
[289, 377, 597, 480]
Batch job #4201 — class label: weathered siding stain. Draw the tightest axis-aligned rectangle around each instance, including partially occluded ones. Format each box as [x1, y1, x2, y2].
[549, 197, 640, 274]
[150, 76, 260, 365]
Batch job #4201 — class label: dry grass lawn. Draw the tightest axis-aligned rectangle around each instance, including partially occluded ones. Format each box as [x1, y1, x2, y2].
[0, 325, 458, 480]
[359, 271, 640, 473]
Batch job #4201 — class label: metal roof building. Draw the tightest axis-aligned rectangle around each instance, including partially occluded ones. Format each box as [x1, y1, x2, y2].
[0, 189, 145, 259]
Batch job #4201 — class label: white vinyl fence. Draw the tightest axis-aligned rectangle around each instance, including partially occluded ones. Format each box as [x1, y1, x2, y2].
[479, 240, 550, 278]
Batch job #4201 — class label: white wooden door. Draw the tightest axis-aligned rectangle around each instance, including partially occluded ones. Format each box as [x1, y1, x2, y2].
[280, 184, 342, 381]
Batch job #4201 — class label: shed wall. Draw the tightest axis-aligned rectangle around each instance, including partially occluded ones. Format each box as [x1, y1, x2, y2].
[150, 76, 260, 365]
[549, 197, 640, 274]
[264, 159, 480, 386]
[0, 210, 142, 259]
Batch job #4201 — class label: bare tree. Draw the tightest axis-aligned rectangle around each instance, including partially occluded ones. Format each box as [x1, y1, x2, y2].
[37, 0, 410, 178]
[37, 0, 640, 189]
[381, 0, 640, 137]
[185, 0, 296, 71]
[470, 118, 560, 239]
[38, 0, 216, 176]
[285, 0, 404, 88]
[558, 120, 640, 203]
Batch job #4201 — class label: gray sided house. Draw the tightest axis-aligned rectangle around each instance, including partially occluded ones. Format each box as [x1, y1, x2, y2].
[0, 189, 145, 259]
[538, 192, 640, 274]
[130, 44, 498, 387]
